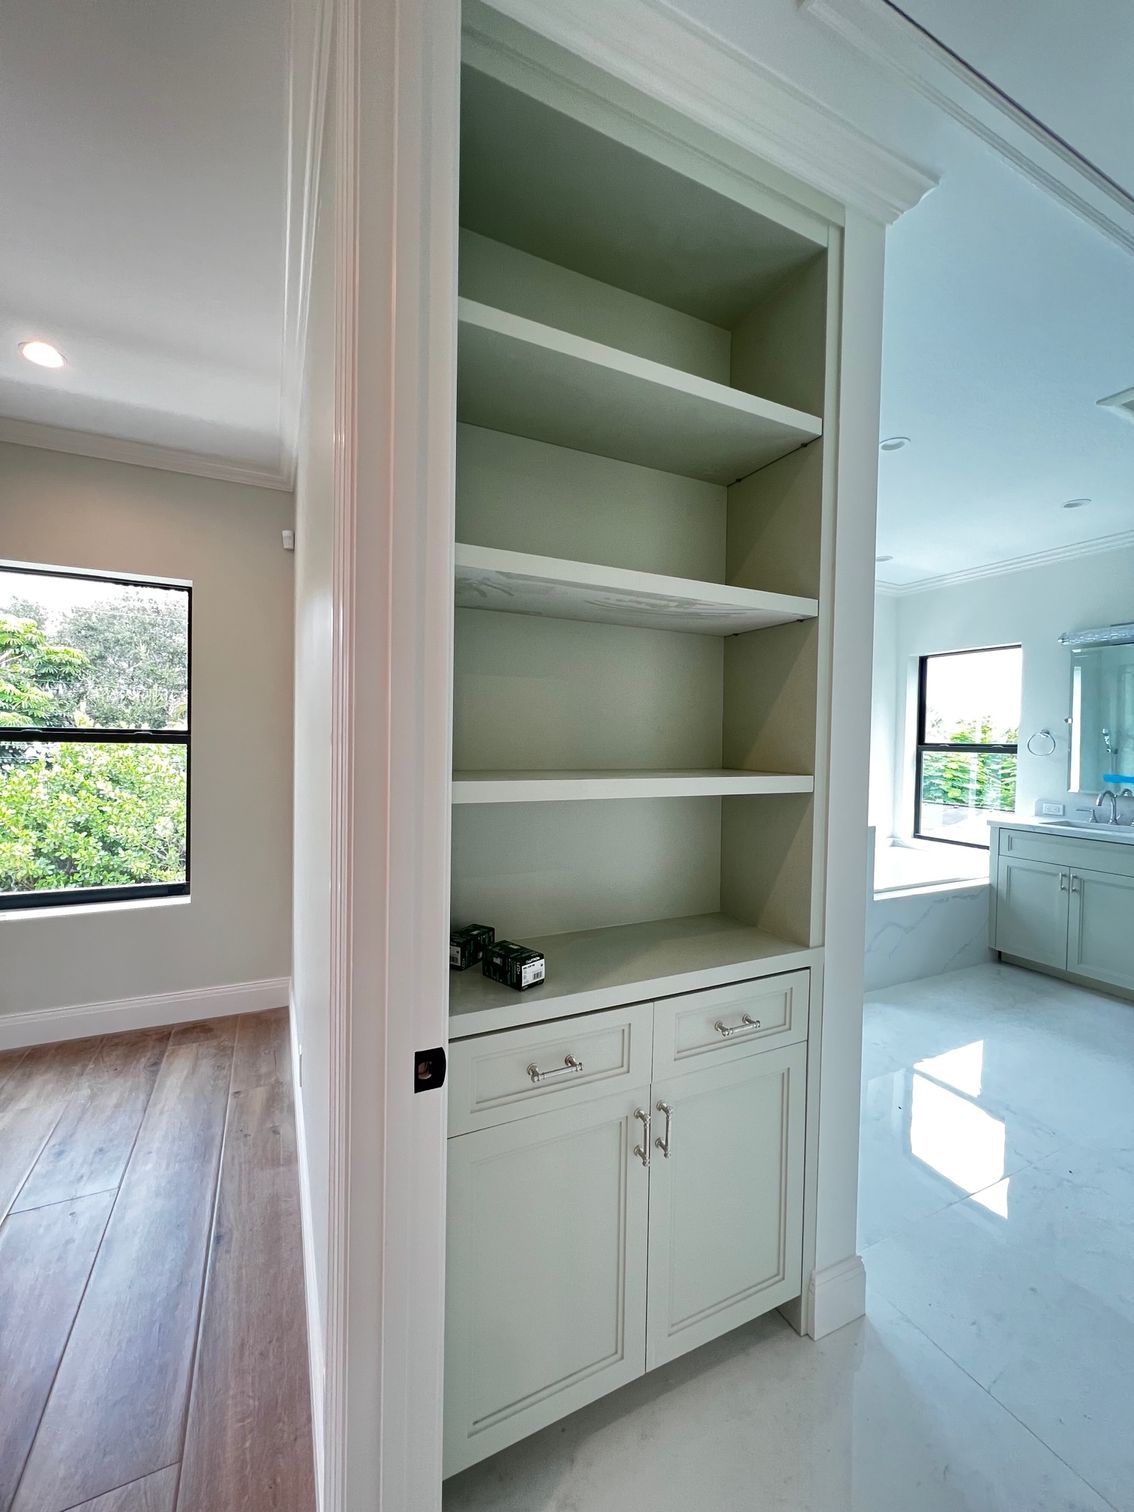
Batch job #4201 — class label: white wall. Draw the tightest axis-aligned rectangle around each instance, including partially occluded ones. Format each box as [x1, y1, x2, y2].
[0, 441, 294, 1018]
[291, 61, 335, 1404]
[871, 543, 1134, 840]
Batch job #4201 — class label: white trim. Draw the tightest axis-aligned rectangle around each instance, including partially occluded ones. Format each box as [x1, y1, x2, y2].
[289, 985, 325, 1510]
[877, 527, 1134, 596]
[281, 0, 335, 488]
[0, 418, 291, 492]
[475, 0, 934, 223]
[800, 0, 1134, 256]
[322, 1, 458, 1508]
[0, 976, 290, 1051]
[809, 1254, 867, 1338]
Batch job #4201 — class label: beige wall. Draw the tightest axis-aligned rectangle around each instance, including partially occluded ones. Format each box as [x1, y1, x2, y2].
[0, 440, 294, 1016]
[291, 74, 336, 1368]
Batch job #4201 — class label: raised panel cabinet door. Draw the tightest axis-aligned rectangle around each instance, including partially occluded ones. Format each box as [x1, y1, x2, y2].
[994, 856, 1070, 968]
[1067, 867, 1134, 992]
[443, 1088, 651, 1476]
[645, 1043, 805, 1371]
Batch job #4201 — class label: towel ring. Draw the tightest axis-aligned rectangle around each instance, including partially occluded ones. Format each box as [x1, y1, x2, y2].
[1026, 729, 1057, 756]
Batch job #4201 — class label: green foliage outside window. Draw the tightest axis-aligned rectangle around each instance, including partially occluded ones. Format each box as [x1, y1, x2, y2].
[0, 590, 189, 897]
[920, 715, 1018, 813]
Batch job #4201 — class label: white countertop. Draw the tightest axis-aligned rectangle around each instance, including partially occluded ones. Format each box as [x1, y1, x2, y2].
[990, 814, 1134, 846]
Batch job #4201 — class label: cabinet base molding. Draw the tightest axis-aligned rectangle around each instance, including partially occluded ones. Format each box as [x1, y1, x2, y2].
[999, 953, 1134, 1005]
[807, 1254, 866, 1340]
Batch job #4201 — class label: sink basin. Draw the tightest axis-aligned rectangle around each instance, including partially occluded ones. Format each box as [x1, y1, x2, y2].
[1046, 819, 1134, 840]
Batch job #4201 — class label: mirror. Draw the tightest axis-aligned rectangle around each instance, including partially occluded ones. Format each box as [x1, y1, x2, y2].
[1069, 642, 1134, 793]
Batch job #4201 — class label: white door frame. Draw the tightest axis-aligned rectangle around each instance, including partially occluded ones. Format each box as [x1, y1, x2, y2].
[321, 2, 929, 1506]
[324, 0, 460, 1507]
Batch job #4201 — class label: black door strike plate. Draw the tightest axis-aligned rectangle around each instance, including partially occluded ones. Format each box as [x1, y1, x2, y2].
[414, 1046, 447, 1093]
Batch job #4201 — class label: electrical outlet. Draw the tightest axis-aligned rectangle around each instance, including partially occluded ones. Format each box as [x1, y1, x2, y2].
[1038, 801, 1065, 817]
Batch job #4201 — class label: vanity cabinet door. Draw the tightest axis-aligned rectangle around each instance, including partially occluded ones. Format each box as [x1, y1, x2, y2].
[443, 1089, 650, 1476]
[1067, 867, 1134, 992]
[994, 855, 1070, 968]
[644, 1044, 805, 1370]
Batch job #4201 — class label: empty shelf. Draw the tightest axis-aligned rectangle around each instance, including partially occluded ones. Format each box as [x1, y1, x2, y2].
[448, 912, 817, 1037]
[454, 544, 818, 635]
[451, 770, 815, 803]
[457, 298, 821, 484]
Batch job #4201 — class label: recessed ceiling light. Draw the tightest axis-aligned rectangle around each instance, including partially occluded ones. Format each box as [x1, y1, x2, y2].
[876, 554, 894, 563]
[19, 339, 66, 369]
[1063, 498, 1091, 510]
[879, 436, 910, 452]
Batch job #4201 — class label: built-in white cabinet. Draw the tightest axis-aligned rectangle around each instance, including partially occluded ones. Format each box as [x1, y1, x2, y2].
[444, 1089, 650, 1474]
[991, 825, 1134, 993]
[1066, 866, 1134, 992]
[646, 1044, 805, 1370]
[444, 978, 808, 1475]
[993, 854, 1071, 970]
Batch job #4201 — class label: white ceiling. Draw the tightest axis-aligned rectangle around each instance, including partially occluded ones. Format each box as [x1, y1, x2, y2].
[871, 1, 1134, 585]
[0, 0, 294, 481]
[893, 0, 1134, 196]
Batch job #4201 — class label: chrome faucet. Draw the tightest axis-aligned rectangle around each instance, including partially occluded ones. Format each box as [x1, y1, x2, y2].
[1094, 790, 1119, 825]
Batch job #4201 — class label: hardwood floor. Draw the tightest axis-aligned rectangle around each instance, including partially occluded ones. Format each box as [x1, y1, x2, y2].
[0, 1008, 316, 1512]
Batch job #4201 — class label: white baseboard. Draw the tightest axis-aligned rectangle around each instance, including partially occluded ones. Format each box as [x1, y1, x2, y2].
[0, 976, 290, 1050]
[290, 984, 326, 1508]
[808, 1255, 867, 1339]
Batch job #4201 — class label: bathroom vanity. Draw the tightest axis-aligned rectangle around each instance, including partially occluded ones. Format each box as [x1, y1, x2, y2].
[990, 817, 1134, 995]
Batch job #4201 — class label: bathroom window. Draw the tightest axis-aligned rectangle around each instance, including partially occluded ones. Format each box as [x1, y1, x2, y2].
[0, 563, 190, 909]
[914, 645, 1021, 848]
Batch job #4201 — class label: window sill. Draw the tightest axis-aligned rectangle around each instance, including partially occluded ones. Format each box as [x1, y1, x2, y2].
[0, 894, 191, 923]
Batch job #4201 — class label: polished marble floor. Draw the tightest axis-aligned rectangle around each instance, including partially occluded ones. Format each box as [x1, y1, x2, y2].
[445, 962, 1133, 1512]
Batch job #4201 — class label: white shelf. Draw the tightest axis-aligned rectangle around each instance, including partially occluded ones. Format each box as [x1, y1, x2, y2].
[448, 912, 817, 1038]
[457, 298, 821, 484]
[454, 544, 817, 636]
[452, 770, 814, 804]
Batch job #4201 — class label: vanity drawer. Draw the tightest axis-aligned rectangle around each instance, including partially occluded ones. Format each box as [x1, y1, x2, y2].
[999, 826, 1134, 880]
[652, 970, 809, 1077]
[448, 1003, 653, 1136]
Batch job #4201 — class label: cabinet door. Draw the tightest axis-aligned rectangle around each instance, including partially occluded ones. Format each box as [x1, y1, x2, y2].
[1068, 867, 1134, 992]
[645, 1044, 805, 1370]
[994, 855, 1069, 967]
[444, 1089, 651, 1476]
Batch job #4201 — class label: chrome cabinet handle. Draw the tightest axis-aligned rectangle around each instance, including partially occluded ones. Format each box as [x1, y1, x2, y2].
[1060, 873, 1069, 891]
[527, 1054, 583, 1085]
[1070, 874, 1081, 894]
[655, 1101, 673, 1159]
[633, 1108, 651, 1168]
[714, 1014, 761, 1039]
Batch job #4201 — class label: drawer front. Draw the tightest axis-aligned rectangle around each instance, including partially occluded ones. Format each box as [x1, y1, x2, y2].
[652, 970, 809, 1077]
[999, 826, 1134, 881]
[448, 1003, 653, 1136]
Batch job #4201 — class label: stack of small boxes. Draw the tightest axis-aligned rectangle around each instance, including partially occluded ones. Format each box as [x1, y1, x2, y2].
[450, 923, 546, 991]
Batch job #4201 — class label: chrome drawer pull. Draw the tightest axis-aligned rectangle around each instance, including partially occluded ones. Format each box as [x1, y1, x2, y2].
[714, 1014, 762, 1039]
[633, 1107, 651, 1168]
[526, 1054, 583, 1085]
[655, 1100, 673, 1159]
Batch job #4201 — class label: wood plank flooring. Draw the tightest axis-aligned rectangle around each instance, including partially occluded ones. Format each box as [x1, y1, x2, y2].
[0, 1008, 316, 1512]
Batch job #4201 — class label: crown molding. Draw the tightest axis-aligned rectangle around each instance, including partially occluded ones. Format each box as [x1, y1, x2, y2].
[0, 417, 292, 492]
[877, 527, 1134, 596]
[800, 0, 1134, 256]
[471, 0, 935, 224]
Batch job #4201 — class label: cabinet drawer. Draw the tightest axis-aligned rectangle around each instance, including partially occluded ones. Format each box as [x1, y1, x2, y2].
[652, 970, 808, 1076]
[448, 1003, 653, 1136]
[999, 826, 1134, 881]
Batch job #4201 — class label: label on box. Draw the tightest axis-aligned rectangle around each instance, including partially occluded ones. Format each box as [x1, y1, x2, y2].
[521, 957, 545, 988]
[449, 943, 462, 967]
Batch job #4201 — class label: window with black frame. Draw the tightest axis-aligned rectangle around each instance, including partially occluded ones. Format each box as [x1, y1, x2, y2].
[915, 645, 1021, 848]
[0, 564, 190, 909]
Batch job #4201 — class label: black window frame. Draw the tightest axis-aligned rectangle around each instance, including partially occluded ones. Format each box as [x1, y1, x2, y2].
[913, 645, 1020, 851]
[0, 563, 191, 911]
